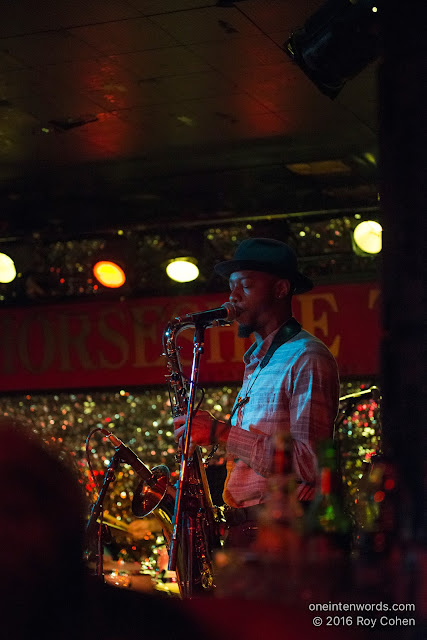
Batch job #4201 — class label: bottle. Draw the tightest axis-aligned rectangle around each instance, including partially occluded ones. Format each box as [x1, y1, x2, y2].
[254, 431, 304, 555]
[302, 439, 353, 602]
[352, 454, 400, 600]
[234, 432, 306, 603]
[214, 432, 305, 603]
[354, 454, 398, 557]
[305, 439, 352, 550]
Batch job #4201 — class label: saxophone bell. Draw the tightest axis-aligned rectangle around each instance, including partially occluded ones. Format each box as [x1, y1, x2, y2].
[132, 465, 171, 518]
[100, 429, 171, 519]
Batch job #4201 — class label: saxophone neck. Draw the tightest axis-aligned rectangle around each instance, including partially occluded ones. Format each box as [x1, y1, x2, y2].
[162, 318, 195, 353]
[162, 318, 194, 418]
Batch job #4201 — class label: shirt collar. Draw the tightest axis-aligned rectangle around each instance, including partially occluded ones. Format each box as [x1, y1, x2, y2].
[243, 324, 282, 365]
[242, 317, 302, 366]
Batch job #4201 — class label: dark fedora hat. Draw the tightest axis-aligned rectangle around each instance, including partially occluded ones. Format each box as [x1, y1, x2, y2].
[214, 237, 313, 294]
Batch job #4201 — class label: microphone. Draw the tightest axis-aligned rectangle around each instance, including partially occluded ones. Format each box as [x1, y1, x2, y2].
[101, 429, 155, 486]
[182, 301, 237, 325]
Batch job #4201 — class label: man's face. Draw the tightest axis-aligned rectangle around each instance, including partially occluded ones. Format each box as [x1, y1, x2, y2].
[228, 270, 279, 337]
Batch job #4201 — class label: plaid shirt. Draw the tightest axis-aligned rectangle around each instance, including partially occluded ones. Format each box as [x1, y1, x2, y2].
[223, 319, 340, 507]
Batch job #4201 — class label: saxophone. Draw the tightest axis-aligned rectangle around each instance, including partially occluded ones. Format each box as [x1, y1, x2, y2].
[132, 303, 236, 597]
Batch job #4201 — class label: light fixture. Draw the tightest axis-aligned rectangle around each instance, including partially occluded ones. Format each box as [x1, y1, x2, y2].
[166, 257, 199, 283]
[353, 220, 382, 255]
[93, 260, 126, 288]
[284, 0, 380, 98]
[0, 252, 17, 283]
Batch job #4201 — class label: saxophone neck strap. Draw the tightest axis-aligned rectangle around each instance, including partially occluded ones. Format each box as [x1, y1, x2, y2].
[259, 316, 302, 369]
[227, 317, 302, 424]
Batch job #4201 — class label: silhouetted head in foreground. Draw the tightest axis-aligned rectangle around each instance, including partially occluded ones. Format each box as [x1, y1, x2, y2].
[0, 416, 205, 640]
[0, 416, 87, 637]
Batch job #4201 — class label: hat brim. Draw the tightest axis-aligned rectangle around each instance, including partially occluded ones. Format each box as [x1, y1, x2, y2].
[214, 259, 313, 294]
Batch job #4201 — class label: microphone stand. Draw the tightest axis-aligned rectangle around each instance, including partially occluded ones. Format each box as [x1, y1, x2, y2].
[86, 452, 121, 580]
[168, 319, 207, 598]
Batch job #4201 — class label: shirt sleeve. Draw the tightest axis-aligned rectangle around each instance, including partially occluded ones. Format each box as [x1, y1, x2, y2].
[289, 345, 340, 497]
[226, 424, 273, 476]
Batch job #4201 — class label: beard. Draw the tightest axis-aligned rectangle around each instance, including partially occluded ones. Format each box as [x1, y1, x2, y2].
[237, 323, 254, 338]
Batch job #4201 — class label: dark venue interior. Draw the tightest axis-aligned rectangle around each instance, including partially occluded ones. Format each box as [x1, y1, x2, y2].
[0, 1, 425, 638]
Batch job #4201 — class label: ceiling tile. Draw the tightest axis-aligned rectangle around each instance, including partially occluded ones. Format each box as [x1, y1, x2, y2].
[228, 60, 327, 111]
[238, 0, 325, 34]
[110, 46, 211, 78]
[189, 34, 285, 71]
[154, 70, 239, 102]
[113, 102, 175, 128]
[87, 84, 164, 111]
[24, 114, 142, 166]
[150, 6, 261, 45]
[336, 63, 379, 132]
[1, 32, 101, 67]
[0, 105, 40, 162]
[273, 102, 377, 147]
[128, 0, 216, 13]
[70, 16, 179, 55]
[11, 91, 107, 124]
[175, 109, 288, 145]
[38, 58, 165, 111]
[53, 0, 142, 25]
[0, 0, 140, 37]
[0, 67, 43, 100]
[62, 113, 142, 160]
[114, 91, 277, 127]
[114, 97, 287, 151]
[173, 93, 272, 119]
[0, 51, 27, 72]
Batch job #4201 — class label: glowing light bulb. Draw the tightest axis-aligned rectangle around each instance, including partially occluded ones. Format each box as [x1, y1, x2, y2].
[353, 221, 382, 254]
[93, 261, 126, 288]
[0, 253, 16, 283]
[166, 258, 199, 283]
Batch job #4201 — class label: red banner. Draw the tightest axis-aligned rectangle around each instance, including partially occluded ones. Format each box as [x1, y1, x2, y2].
[0, 283, 380, 392]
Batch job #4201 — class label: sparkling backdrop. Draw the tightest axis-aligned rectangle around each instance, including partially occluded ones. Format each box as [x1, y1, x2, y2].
[0, 379, 379, 525]
[0, 215, 378, 304]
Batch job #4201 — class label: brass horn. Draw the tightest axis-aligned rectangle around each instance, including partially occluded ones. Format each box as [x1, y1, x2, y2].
[132, 464, 171, 518]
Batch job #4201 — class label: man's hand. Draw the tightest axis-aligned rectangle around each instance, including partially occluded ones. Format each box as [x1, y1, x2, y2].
[173, 410, 215, 452]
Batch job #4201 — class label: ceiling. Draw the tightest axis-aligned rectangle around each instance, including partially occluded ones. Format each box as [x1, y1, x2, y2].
[0, 0, 379, 239]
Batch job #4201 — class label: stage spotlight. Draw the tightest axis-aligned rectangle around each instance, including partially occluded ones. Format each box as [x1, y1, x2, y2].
[166, 257, 199, 283]
[353, 220, 382, 255]
[93, 260, 126, 288]
[284, 0, 380, 98]
[0, 252, 17, 283]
